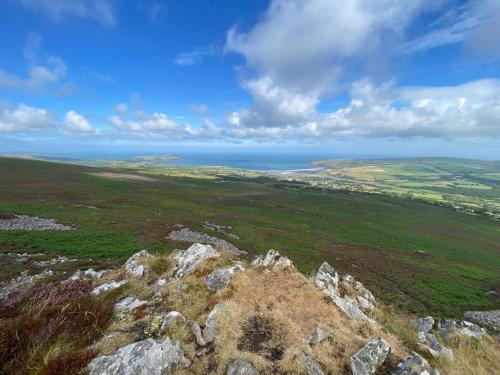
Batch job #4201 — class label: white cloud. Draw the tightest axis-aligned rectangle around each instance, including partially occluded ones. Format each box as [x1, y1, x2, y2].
[21, 0, 116, 27]
[189, 103, 211, 115]
[64, 110, 100, 135]
[174, 46, 215, 66]
[0, 103, 55, 133]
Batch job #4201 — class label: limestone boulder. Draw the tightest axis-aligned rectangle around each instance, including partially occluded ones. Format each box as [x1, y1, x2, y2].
[350, 337, 391, 375]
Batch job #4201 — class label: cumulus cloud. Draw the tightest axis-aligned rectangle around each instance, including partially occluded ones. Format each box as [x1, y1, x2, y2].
[64, 110, 100, 135]
[189, 103, 211, 115]
[21, 0, 116, 27]
[0, 103, 56, 133]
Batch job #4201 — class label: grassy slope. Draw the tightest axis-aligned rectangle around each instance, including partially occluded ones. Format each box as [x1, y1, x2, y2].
[0, 157, 499, 317]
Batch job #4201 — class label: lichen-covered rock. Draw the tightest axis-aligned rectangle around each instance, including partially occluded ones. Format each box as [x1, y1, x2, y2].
[411, 317, 435, 334]
[300, 353, 325, 375]
[124, 250, 152, 278]
[188, 320, 207, 347]
[203, 303, 225, 344]
[91, 280, 127, 295]
[0, 215, 72, 231]
[417, 332, 453, 362]
[464, 310, 500, 331]
[437, 319, 485, 341]
[173, 243, 220, 278]
[114, 296, 148, 312]
[168, 227, 245, 255]
[309, 327, 330, 345]
[205, 263, 244, 292]
[251, 250, 294, 271]
[160, 311, 186, 333]
[88, 337, 190, 375]
[315, 262, 375, 323]
[392, 353, 432, 375]
[350, 337, 391, 375]
[0, 269, 53, 300]
[226, 359, 256, 375]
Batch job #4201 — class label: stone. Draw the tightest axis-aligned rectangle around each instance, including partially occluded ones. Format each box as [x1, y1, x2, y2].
[124, 250, 152, 278]
[84, 268, 107, 280]
[91, 280, 127, 295]
[168, 227, 245, 256]
[437, 319, 485, 341]
[203, 303, 224, 344]
[392, 353, 432, 375]
[87, 337, 190, 375]
[315, 262, 375, 323]
[350, 337, 391, 375]
[160, 311, 186, 333]
[0, 215, 72, 231]
[464, 310, 500, 331]
[411, 317, 435, 334]
[205, 263, 244, 292]
[417, 332, 453, 362]
[0, 269, 53, 300]
[33, 256, 75, 267]
[300, 353, 325, 375]
[226, 359, 256, 375]
[309, 327, 330, 345]
[115, 296, 148, 312]
[251, 249, 294, 271]
[188, 320, 207, 347]
[173, 243, 220, 278]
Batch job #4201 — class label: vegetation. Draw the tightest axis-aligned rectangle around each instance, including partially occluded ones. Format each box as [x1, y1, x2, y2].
[0, 157, 499, 318]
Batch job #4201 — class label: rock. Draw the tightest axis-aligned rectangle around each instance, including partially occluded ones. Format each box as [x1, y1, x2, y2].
[315, 262, 375, 323]
[299, 353, 325, 375]
[417, 332, 453, 362]
[124, 250, 152, 278]
[202, 221, 241, 240]
[203, 303, 224, 344]
[0, 269, 53, 300]
[33, 256, 76, 267]
[87, 337, 190, 375]
[411, 317, 435, 334]
[464, 310, 500, 331]
[392, 353, 432, 375]
[309, 327, 330, 345]
[226, 359, 256, 375]
[188, 320, 207, 347]
[91, 280, 127, 295]
[251, 250, 294, 271]
[115, 296, 148, 312]
[350, 337, 391, 375]
[160, 311, 186, 333]
[173, 243, 220, 278]
[168, 227, 245, 256]
[342, 274, 376, 312]
[0, 215, 72, 231]
[437, 319, 485, 341]
[205, 263, 244, 292]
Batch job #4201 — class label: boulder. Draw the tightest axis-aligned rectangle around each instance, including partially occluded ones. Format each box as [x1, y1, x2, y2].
[350, 337, 391, 375]
[392, 353, 432, 375]
[226, 359, 256, 375]
[251, 250, 294, 271]
[309, 327, 330, 345]
[168, 227, 245, 255]
[203, 303, 225, 344]
[188, 320, 207, 347]
[437, 319, 485, 341]
[173, 243, 220, 278]
[299, 353, 325, 375]
[124, 250, 152, 278]
[417, 332, 453, 362]
[91, 280, 127, 296]
[84, 268, 107, 280]
[342, 274, 376, 312]
[160, 311, 186, 333]
[88, 337, 190, 375]
[411, 317, 435, 334]
[315, 262, 375, 323]
[464, 310, 500, 331]
[205, 263, 244, 292]
[114, 296, 148, 312]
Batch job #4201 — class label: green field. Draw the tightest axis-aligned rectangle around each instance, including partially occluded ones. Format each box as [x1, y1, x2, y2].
[0, 157, 499, 317]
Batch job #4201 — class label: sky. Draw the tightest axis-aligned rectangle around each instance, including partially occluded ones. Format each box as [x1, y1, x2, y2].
[0, 0, 499, 158]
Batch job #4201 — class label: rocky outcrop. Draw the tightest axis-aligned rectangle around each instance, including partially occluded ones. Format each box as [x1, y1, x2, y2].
[417, 332, 453, 361]
[411, 316, 434, 334]
[437, 319, 485, 341]
[91, 280, 127, 295]
[251, 250, 294, 271]
[160, 311, 186, 333]
[300, 353, 325, 375]
[124, 250, 152, 278]
[392, 353, 433, 375]
[203, 303, 224, 344]
[168, 227, 244, 255]
[226, 359, 256, 375]
[33, 256, 76, 267]
[0, 269, 53, 299]
[464, 310, 500, 331]
[189, 320, 207, 347]
[205, 263, 244, 292]
[309, 327, 330, 345]
[350, 337, 390, 375]
[88, 337, 190, 375]
[0, 215, 72, 231]
[202, 221, 241, 240]
[173, 243, 220, 278]
[115, 296, 148, 312]
[315, 262, 375, 323]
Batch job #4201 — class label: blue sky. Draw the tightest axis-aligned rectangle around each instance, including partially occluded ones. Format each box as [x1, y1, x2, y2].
[0, 0, 499, 158]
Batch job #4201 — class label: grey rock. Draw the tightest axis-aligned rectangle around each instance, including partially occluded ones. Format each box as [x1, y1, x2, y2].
[411, 317, 435, 334]
[299, 353, 325, 375]
[88, 337, 190, 375]
[173, 243, 220, 278]
[205, 263, 244, 292]
[437, 319, 485, 341]
[33, 256, 76, 267]
[226, 359, 256, 375]
[160, 311, 186, 333]
[114, 296, 148, 312]
[203, 303, 225, 344]
[392, 353, 432, 375]
[91, 280, 127, 295]
[251, 250, 294, 271]
[168, 227, 245, 255]
[417, 332, 453, 362]
[203, 221, 241, 240]
[464, 310, 500, 331]
[350, 337, 391, 375]
[309, 327, 330, 345]
[188, 320, 207, 347]
[124, 250, 152, 278]
[0, 215, 72, 231]
[0, 269, 53, 300]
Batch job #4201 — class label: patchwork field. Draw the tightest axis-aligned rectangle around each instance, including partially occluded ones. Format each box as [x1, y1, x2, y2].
[0, 157, 499, 318]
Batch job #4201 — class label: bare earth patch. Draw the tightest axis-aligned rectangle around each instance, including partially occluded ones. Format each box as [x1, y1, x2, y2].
[92, 172, 157, 182]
